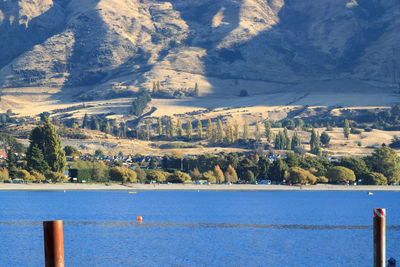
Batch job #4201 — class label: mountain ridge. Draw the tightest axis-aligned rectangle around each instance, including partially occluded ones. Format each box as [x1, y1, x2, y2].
[0, 0, 399, 104]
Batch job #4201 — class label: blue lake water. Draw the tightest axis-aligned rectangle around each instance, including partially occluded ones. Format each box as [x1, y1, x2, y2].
[0, 190, 399, 266]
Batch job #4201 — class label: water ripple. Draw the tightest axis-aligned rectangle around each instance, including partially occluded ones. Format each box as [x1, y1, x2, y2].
[1, 221, 400, 230]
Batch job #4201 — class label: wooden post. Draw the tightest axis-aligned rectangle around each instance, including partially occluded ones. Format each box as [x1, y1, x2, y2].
[373, 208, 386, 267]
[43, 220, 64, 267]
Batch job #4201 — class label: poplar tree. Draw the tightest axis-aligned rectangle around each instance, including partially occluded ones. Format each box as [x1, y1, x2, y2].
[146, 120, 151, 141]
[274, 131, 284, 150]
[233, 120, 239, 142]
[283, 127, 290, 149]
[310, 128, 321, 155]
[255, 121, 261, 140]
[265, 120, 272, 142]
[344, 119, 350, 139]
[214, 165, 225, 183]
[177, 119, 184, 137]
[216, 119, 224, 143]
[194, 83, 199, 97]
[186, 120, 193, 139]
[167, 117, 174, 138]
[197, 120, 203, 139]
[82, 114, 90, 129]
[225, 123, 234, 144]
[157, 117, 163, 136]
[119, 122, 126, 138]
[291, 131, 301, 150]
[243, 120, 249, 142]
[156, 81, 160, 92]
[152, 81, 157, 95]
[206, 119, 213, 141]
[105, 121, 111, 134]
[224, 165, 238, 183]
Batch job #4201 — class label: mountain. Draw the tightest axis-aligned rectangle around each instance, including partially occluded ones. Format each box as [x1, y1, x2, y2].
[0, 0, 400, 103]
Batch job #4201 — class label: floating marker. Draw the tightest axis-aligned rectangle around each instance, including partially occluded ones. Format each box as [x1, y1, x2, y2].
[137, 216, 143, 222]
[129, 192, 136, 194]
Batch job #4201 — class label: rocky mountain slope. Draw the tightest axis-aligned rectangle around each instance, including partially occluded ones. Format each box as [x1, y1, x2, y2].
[0, 0, 399, 102]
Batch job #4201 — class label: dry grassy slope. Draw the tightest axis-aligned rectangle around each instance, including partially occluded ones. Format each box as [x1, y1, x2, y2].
[0, 0, 400, 108]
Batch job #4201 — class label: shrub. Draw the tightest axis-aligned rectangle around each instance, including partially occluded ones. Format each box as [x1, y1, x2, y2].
[30, 170, 45, 183]
[16, 169, 32, 183]
[64, 145, 80, 156]
[168, 171, 191, 183]
[147, 170, 170, 182]
[350, 127, 362, 134]
[389, 136, 400, 149]
[362, 172, 387, 185]
[326, 166, 356, 183]
[317, 176, 329, 183]
[202, 170, 216, 183]
[46, 171, 67, 183]
[0, 168, 9, 181]
[109, 167, 137, 183]
[287, 167, 317, 185]
[190, 168, 202, 181]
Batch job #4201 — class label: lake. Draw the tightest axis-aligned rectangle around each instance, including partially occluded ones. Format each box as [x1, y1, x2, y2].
[0, 190, 399, 266]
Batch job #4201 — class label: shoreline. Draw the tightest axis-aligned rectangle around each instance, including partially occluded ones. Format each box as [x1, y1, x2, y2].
[0, 183, 400, 191]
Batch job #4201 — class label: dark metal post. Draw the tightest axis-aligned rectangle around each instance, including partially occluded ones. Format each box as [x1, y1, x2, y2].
[374, 208, 386, 267]
[43, 220, 64, 267]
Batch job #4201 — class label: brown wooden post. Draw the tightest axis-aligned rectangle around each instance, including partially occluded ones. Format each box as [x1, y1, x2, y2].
[43, 220, 64, 267]
[373, 208, 386, 267]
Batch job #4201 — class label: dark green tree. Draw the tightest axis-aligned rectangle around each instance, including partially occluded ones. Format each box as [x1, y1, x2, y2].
[257, 156, 270, 180]
[282, 118, 295, 130]
[320, 131, 330, 146]
[269, 158, 288, 182]
[338, 157, 369, 182]
[362, 172, 387, 185]
[131, 90, 151, 116]
[27, 118, 66, 173]
[366, 147, 400, 184]
[26, 144, 50, 174]
[6, 143, 17, 178]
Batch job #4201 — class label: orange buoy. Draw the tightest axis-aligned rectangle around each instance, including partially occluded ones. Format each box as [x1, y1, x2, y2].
[137, 216, 143, 222]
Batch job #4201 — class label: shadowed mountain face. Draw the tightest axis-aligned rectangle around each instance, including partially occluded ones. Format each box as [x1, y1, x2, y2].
[0, 0, 399, 99]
